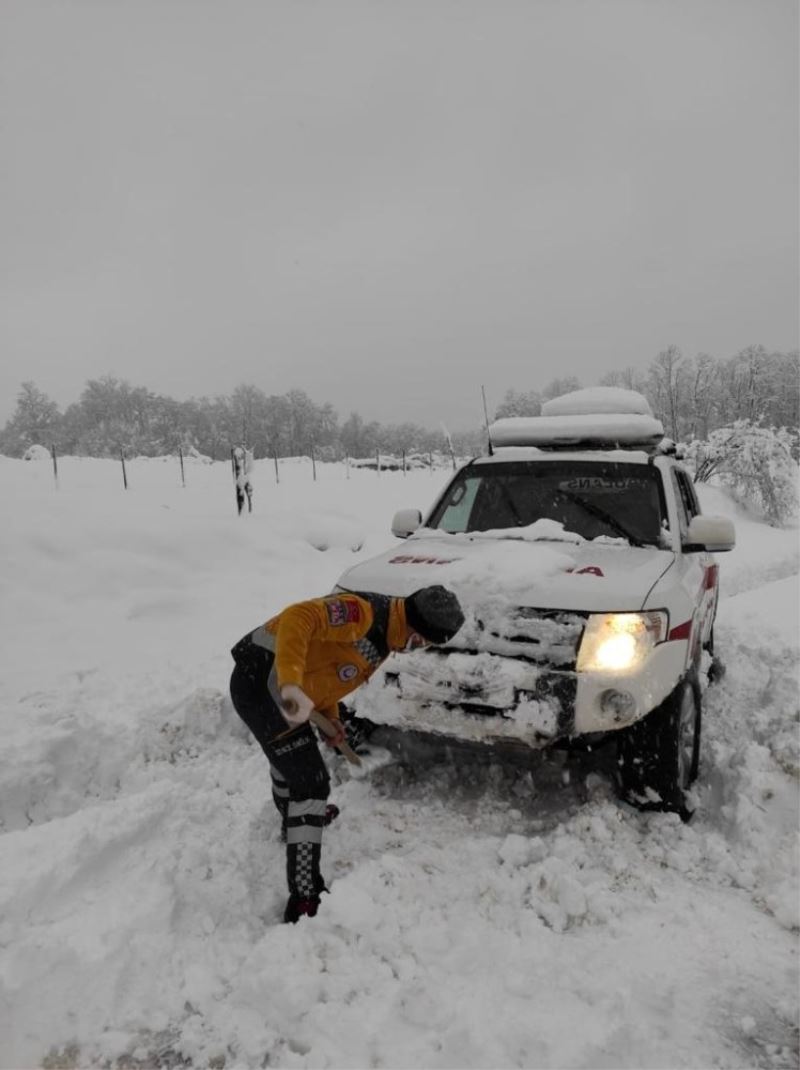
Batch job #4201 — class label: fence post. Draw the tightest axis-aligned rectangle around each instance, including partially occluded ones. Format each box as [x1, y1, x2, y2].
[244, 447, 254, 513]
[376, 449, 381, 476]
[429, 451, 433, 473]
[179, 447, 185, 487]
[311, 444, 317, 481]
[273, 449, 280, 484]
[345, 454, 350, 480]
[120, 448, 128, 490]
[51, 444, 59, 490]
[402, 449, 406, 476]
[232, 446, 244, 515]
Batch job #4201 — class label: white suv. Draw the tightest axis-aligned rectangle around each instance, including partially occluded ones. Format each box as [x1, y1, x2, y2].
[336, 389, 735, 817]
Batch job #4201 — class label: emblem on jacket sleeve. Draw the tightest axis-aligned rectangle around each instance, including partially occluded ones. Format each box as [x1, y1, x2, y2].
[337, 663, 359, 681]
[325, 598, 362, 626]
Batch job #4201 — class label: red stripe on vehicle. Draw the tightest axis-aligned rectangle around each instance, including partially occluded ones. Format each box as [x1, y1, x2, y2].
[668, 620, 692, 641]
[703, 565, 719, 591]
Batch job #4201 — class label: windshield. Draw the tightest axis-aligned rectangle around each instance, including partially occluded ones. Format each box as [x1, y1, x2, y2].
[426, 461, 667, 546]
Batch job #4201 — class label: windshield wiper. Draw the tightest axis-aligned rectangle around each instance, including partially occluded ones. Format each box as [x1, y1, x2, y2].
[556, 489, 646, 548]
[493, 482, 525, 527]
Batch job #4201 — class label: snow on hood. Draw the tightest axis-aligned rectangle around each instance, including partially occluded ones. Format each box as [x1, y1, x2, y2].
[337, 523, 675, 613]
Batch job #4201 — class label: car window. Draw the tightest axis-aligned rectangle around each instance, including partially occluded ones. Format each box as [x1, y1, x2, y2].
[428, 461, 667, 544]
[676, 470, 700, 518]
[670, 470, 691, 538]
[438, 475, 482, 533]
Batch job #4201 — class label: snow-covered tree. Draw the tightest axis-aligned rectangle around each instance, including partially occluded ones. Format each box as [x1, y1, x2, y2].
[494, 389, 541, 418]
[340, 412, 380, 458]
[684, 421, 799, 526]
[0, 382, 61, 456]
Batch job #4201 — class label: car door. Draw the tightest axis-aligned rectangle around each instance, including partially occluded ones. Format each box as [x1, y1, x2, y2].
[672, 468, 718, 656]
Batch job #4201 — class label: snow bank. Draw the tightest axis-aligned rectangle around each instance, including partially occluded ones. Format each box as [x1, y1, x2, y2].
[22, 443, 51, 461]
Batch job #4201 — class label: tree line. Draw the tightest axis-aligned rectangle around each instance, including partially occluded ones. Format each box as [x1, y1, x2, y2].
[495, 345, 799, 445]
[1, 344, 797, 461]
[0, 380, 478, 461]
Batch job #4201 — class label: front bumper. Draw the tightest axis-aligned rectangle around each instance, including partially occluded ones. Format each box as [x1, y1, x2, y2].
[353, 639, 689, 748]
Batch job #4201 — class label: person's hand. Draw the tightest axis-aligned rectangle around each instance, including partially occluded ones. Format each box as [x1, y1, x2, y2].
[321, 719, 346, 749]
[280, 685, 314, 727]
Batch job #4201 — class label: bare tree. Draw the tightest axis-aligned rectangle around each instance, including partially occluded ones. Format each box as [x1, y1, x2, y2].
[541, 376, 581, 402]
[647, 346, 689, 440]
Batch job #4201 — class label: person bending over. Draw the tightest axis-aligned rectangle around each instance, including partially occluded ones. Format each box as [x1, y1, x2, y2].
[229, 585, 465, 923]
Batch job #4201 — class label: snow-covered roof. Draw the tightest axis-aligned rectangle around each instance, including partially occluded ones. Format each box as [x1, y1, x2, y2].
[541, 387, 654, 418]
[473, 446, 653, 465]
[488, 413, 665, 449]
[487, 388, 663, 450]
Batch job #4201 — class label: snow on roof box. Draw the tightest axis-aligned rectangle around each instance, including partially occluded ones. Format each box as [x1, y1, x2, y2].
[542, 387, 653, 418]
[488, 387, 664, 449]
[489, 412, 665, 449]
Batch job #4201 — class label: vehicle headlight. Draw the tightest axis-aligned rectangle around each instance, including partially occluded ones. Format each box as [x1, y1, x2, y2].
[576, 612, 668, 673]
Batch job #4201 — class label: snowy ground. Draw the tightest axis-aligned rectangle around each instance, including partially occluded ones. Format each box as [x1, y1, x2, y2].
[0, 455, 798, 1069]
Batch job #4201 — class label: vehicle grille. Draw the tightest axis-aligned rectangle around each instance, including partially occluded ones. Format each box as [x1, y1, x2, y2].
[470, 607, 588, 670]
[380, 607, 586, 742]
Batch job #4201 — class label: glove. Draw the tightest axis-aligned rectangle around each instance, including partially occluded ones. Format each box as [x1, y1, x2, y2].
[280, 684, 314, 727]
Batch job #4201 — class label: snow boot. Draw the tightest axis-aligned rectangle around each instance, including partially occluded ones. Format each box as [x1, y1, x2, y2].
[284, 875, 327, 924]
[284, 894, 320, 923]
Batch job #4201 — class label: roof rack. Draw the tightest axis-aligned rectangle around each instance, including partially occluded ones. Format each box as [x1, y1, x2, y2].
[488, 412, 666, 452]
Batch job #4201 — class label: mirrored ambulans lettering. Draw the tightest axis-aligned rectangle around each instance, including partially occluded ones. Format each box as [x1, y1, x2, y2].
[560, 477, 640, 492]
[389, 555, 460, 565]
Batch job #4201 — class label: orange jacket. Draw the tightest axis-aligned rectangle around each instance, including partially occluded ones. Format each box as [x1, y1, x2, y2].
[263, 593, 412, 721]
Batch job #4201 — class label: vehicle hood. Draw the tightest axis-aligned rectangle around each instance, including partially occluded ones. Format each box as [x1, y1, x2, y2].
[336, 527, 675, 613]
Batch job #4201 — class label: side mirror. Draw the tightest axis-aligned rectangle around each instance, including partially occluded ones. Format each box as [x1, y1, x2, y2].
[684, 515, 736, 553]
[392, 508, 422, 539]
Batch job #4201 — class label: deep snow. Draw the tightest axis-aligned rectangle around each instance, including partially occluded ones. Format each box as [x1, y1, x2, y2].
[0, 454, 797, 1069]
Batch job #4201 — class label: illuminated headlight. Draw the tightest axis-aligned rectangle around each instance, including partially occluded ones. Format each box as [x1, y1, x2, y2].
[577, 612, 668, 673]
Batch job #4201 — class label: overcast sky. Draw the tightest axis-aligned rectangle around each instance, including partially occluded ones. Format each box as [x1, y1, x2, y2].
[1, 0, 797, 430]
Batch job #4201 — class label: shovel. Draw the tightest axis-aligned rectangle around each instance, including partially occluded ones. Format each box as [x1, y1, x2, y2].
[309, 709, 394, 777]
[309, 709, 362, 765]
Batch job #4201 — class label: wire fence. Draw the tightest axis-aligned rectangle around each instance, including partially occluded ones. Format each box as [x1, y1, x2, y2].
[10, 445, 466, 515]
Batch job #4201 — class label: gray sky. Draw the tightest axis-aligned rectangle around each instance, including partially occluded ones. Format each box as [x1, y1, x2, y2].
[1, 0, 798, 430]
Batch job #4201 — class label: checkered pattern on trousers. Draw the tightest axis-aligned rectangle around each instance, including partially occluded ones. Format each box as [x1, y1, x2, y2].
[293, 842, 316, 898]
[285, 798, 327, 896]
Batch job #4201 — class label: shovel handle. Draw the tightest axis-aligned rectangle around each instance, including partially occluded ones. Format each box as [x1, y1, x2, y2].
[309, 710, 362, 766]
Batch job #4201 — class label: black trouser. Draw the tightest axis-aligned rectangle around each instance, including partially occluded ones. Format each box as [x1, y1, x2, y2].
[229, 658, 330, 899]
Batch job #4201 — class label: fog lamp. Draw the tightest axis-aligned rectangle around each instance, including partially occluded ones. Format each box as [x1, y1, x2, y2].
[598, 688, 637, 724]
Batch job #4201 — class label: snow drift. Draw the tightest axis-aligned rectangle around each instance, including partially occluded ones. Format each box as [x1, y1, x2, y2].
[0, 456, 797, 1069]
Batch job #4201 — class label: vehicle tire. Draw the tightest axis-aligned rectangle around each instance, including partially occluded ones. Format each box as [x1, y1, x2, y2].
[616, 676, 701, 821]
[704, 628, 725, 683]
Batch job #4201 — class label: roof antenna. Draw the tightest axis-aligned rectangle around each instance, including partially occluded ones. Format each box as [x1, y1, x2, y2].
[481, 385, 494, 455]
